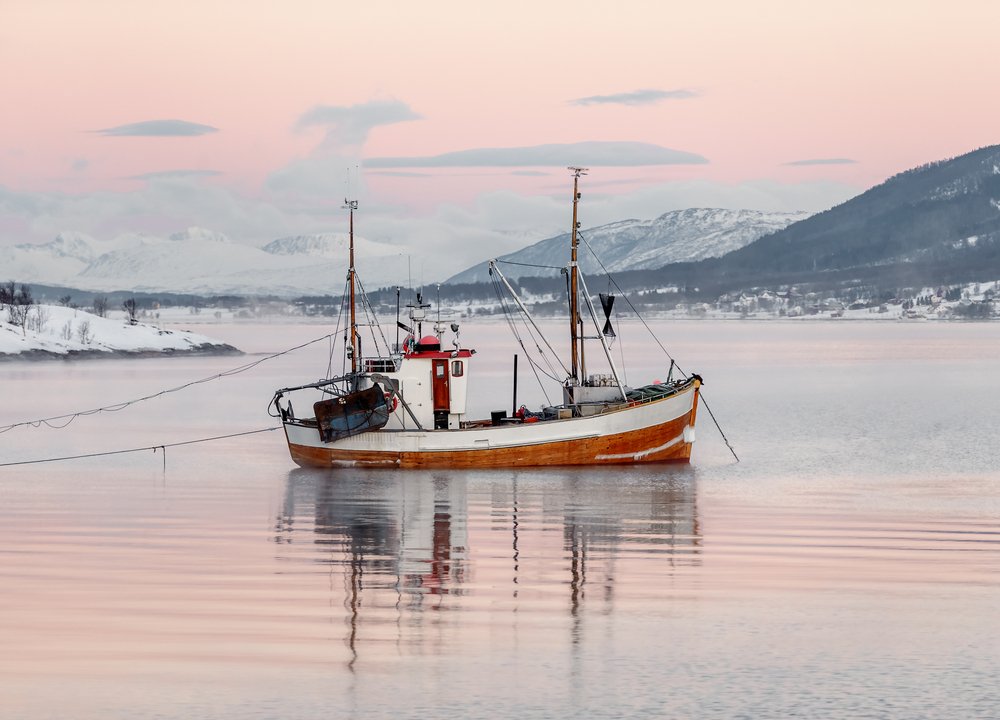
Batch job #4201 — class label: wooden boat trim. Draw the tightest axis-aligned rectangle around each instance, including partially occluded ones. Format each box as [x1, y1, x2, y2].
[594, 430, 686, 461]
[282, 381, 700, 468]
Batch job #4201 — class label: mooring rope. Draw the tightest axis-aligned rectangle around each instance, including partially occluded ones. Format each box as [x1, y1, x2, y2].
[698, 392, 739, 462]
[0, 332, 340, 434]
[0, 426, 281, 468]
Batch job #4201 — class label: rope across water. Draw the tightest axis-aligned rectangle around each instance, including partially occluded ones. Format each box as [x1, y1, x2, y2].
[0, 332, 339, 434]
[0, 426, 281, 468]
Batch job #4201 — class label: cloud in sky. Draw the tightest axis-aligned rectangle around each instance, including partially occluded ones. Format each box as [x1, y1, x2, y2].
[132, 169, 223, 180]
[365, 142, 708, 168]
[784, 158, 857, 166]
[366, 170, 432, 178]
[95, 119, 219, 137]
[295, 99, 421, 148]
[0, 176, 293, 248]
[264, 99, 422, 199]
[264, 154, 361, 199]
[569, 89, 698, 106]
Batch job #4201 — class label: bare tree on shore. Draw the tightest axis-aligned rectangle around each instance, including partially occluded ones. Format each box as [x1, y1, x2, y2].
[3, 283, 34, 336]
[92, 296, 109, 318]
[122, 298, 139, 325]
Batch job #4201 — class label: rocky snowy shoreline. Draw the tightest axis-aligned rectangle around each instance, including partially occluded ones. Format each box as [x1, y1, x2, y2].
[0, 304, 240, 360]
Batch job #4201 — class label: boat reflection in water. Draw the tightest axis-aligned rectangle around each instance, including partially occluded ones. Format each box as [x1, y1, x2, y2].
[274, 467, 700, 666]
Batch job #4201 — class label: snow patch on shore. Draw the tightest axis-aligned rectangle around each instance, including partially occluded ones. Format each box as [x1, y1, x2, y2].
[0, 304, 238, 359]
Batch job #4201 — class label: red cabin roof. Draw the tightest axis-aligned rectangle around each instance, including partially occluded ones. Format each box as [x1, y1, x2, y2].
[403, 334, 474, 359]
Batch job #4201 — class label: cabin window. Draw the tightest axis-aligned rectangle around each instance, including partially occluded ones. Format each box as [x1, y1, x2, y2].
[436, 364, 446, 378]
[451, 360, 464, 377]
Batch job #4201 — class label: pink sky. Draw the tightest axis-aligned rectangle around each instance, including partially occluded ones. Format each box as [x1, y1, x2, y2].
[1, 0, 998, 252]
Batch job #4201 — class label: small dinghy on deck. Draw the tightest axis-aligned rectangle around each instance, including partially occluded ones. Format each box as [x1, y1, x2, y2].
[312, 385, 390, 442]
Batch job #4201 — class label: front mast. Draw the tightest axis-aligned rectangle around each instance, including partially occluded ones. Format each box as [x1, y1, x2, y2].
[568, 167, 588, 385]
[345, 199, 359, 375]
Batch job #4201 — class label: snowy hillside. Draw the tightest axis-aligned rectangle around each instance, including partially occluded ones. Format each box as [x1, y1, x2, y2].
[447, 208, 809, 283]
[0, 304, 238, 359]
[1, 228, 407, 296]
[718, 145, 1000, 282]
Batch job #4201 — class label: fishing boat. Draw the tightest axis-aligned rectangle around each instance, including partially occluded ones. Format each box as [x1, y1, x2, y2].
[271, 169, 703, 468]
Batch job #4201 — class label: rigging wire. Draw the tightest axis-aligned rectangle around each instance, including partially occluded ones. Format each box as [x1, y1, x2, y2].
[0, 332, 341, 435]
[617, 318, 628, 385]
[0, 426, 281, 468]
[577, 232, 739, 462]
[325, 274, 350, 380]
[489, 272, 556, 405]
[577, 231, 686, 376]
[490, 271, 563, 383]
[329, 274, 352, 380]
[322, 271, 397, 385]
[491, 273, 551, 393]
[491, 267, 568, 380]
[496, 259, 565, 272]
[355, 275, 394, 356]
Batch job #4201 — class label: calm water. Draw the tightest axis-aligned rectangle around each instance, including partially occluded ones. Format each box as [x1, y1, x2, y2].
[1, 321, 999, 719]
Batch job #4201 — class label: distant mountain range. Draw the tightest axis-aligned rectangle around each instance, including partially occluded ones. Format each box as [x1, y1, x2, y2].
[446, 208, 809, 284]
[0, 209, 809, 298]
[0, 229, 407, 297]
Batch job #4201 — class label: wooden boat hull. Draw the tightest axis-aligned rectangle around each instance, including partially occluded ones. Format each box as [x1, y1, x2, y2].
[282, 380, 700, 469]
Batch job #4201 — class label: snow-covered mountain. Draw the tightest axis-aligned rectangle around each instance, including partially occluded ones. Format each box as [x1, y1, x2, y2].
[0, 209, 807, 296]
[262, 233, 400, 260]
[446, 208, 809, 284]
[0, 232, 102, 284]
[169, 227, 231, 244]
[42, 231, 104, 262]
[0, 227, 408, 296]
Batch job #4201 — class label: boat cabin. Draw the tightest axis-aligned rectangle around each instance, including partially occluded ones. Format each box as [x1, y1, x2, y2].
[365, 333, 474, 431]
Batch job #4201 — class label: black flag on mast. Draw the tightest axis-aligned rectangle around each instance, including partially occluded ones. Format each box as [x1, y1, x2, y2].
[599, 293, 616, 338]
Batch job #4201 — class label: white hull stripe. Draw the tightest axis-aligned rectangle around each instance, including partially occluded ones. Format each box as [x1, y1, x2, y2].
[330, 458, 400, 467]
[594, 429, 686, 461]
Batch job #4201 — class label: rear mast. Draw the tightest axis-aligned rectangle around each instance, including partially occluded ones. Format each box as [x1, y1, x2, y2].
[568, 167, 588, 384]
